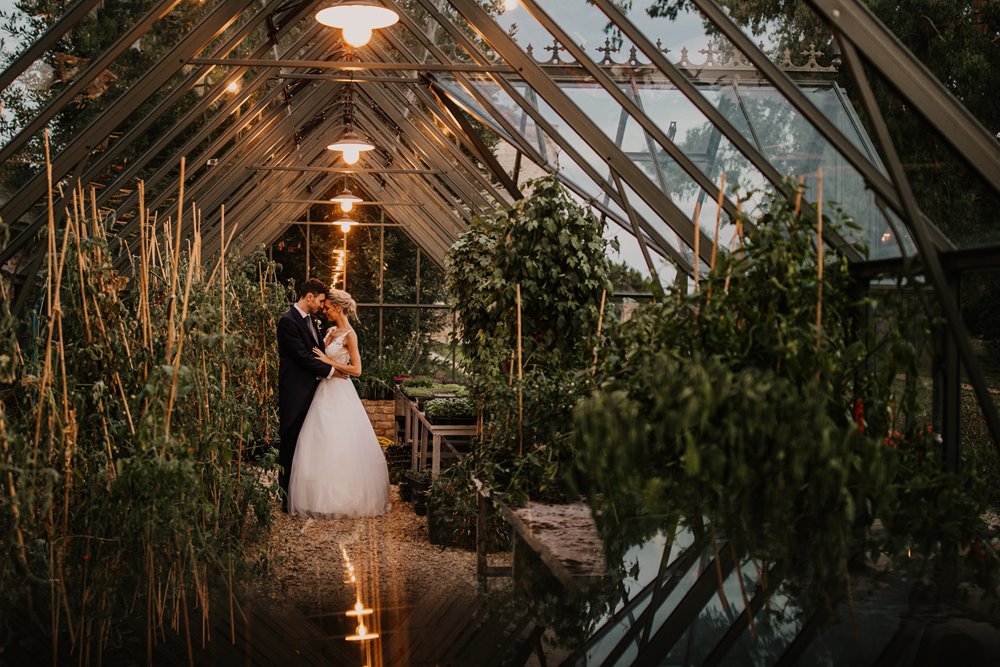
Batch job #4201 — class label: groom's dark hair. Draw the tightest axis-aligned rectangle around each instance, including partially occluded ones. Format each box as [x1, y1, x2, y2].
[296, 277, 329, 300]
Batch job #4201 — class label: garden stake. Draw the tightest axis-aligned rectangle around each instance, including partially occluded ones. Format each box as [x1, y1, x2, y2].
[139, 181, 151, 353]
[90, 186, 99, 239]
[709, 525, 732, 616]
[167, 157, 186, 364]
[692, 199, 702, 290]
[516, 283, 523, 455]
[71, 198, 93, 345]
[221, 204, 227, 401]
[711, 171, 726, 273]
[730, 542, 756, 639]
[793, 175, 805, 218]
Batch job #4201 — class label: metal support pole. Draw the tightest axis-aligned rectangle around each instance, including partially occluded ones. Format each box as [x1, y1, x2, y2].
[415, 247, 421, 336]
[305, 210, 311, 278]
[379, 209, 385, 356]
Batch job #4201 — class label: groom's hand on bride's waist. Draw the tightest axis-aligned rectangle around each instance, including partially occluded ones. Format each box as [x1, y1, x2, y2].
[332, 370, 350, 380]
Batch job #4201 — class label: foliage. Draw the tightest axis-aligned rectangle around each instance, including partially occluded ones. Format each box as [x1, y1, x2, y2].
[402, 376, 435, 389]
[445, 175, 614, 505]
[0, 197, 283, 657]
[574, 188, 994, 605]
[424, 397, 474, 419]
[352, 337, 426, 400]
[427, 454, 511, 552]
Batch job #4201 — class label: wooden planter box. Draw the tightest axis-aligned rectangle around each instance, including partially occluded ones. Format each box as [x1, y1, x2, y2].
[426, 414, 476, 426]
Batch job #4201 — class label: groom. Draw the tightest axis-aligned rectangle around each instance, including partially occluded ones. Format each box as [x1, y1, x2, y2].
[276, 278, 342, 509]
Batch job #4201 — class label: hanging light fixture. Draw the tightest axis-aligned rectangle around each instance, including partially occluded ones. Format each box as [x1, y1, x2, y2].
[327, 84, 375, 164]
[327, 129, 373, 164]
[335, 214, 357, 233]
[315, 1, 399, 48]
[331, 185, 363, 212]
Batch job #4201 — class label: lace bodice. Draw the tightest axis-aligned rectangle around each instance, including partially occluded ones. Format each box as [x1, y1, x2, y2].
[324, 329, 352, 365]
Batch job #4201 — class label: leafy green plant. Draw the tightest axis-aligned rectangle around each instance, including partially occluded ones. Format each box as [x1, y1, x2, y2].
[425, 397, 474, 419]
[574, 187, 994, 606]
[445, 175, 613, 506]
[402, 376, 435, 388]
[0, 198, 284, 658]
[402, 386, 435, 399]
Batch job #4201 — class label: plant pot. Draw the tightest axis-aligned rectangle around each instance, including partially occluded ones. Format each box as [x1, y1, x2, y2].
[398, 478, 412, 502]
[404, 470, 430, 510]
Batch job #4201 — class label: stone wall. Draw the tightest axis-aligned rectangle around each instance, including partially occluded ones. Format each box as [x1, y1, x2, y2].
[362, 399, 396, 441]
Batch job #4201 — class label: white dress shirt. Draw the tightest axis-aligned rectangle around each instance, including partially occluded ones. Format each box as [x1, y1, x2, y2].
[294, 304, 335, 379]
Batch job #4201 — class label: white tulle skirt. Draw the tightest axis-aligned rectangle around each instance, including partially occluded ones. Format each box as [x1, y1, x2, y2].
[288, 376, 392, 519]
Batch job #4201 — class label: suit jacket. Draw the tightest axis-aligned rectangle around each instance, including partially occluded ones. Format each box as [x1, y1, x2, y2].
[277, 306, 333, 438]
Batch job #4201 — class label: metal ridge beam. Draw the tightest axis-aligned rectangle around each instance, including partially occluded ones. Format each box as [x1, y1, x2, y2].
[188, 57, 514, 72]
[250, 166, 445, 174]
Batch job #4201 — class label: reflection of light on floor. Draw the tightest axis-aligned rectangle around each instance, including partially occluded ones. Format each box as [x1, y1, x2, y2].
[341, 518, 385, 667]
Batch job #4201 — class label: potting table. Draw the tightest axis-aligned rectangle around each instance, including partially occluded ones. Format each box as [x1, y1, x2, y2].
[410, 406, 477, 477]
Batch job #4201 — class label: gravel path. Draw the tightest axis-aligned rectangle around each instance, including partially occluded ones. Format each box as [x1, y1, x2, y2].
[251, 485, 500, 615]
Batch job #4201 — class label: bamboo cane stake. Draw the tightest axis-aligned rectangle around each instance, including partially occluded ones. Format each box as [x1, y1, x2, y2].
[165, 238, 197, 437]
[35, 130, 57, 458]
[90, 186, 99, 239]
[793, 175, 805, 218]
[516, 283, 523, 456]
[711, 172, 727, 272]
[816, 168, 824, 350]
[72, 192, 93, 345]
[692, 200, 702, 290]
[591, 289, 606, 376]
[709, 524, 732, 615]
[167, 157, 186, 362]
[207, 221, 239, 287]
[139, 181, 151, 353]
[220, 204, 227, 401]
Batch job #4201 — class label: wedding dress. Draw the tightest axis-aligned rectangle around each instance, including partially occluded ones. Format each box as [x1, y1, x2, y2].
[289, 329, 392, 518]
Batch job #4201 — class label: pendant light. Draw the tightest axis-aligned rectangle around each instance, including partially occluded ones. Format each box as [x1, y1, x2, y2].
[335, 214, 357, 233]
[331, 185, 363, 212]
[327, 129, 374, 164]
[315, 1, 399, 48]
[327, 83, 375, 164]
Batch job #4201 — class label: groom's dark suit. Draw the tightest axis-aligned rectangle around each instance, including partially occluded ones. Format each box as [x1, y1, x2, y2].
[277, 305, 334, 498]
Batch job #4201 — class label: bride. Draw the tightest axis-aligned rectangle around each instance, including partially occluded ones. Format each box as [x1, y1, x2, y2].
[288, 289, 392, 518]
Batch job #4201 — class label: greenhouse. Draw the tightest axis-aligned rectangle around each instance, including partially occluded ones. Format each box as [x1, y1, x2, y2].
[0, 0, 998, 664]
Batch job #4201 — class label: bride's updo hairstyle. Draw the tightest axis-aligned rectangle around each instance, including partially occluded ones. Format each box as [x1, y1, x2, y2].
[327, 289, 358, 320]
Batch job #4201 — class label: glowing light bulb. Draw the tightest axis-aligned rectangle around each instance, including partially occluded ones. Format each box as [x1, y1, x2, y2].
[340, 200, 354, 213]
[340, 221, 353, 233]
[343, 24, 373, 47]
[226, 81, 239, 93]
[342, 147, 361, 164]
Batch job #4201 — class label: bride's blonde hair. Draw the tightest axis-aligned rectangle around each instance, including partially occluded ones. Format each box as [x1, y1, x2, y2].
[327, 289, 358, 319]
